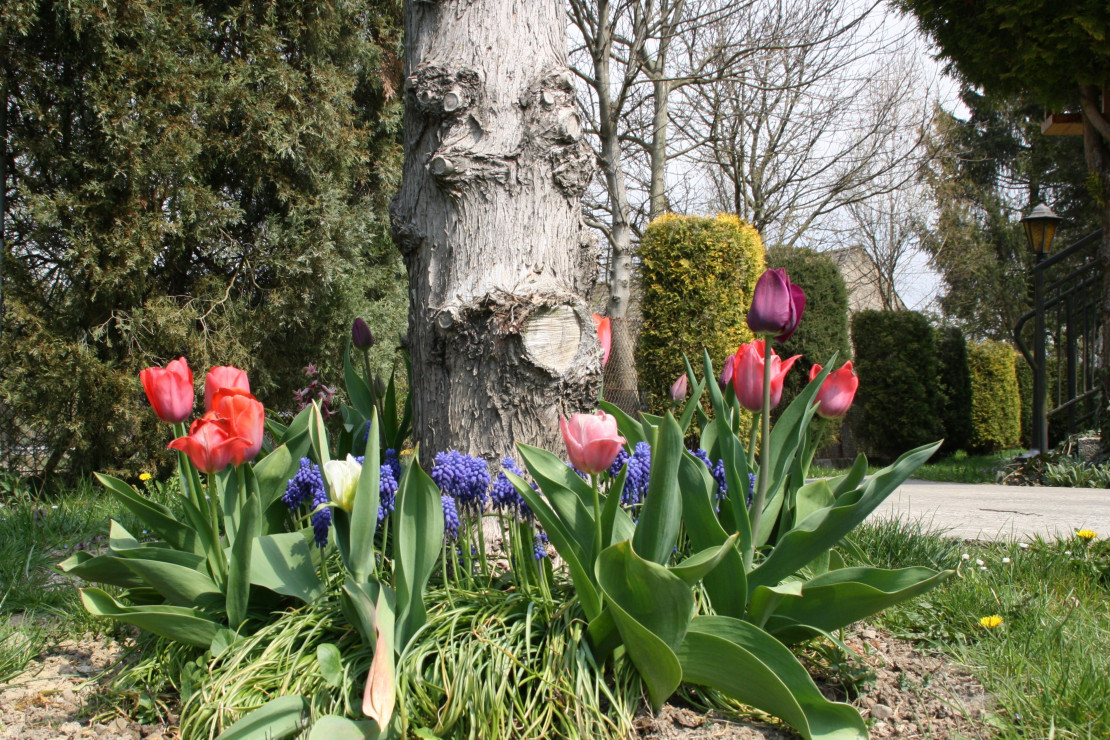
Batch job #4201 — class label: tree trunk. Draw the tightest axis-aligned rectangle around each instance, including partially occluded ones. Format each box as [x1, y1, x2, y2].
[391, 0, 599, 466]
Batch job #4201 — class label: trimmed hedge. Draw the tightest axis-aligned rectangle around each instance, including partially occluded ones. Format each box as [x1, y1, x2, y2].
[1015, 354, 1033, 447]
[935, 326, 973, 455]
[636, 214, 765, 412]
[967, 341, 1022, 452]
[850, 310, 943, 462]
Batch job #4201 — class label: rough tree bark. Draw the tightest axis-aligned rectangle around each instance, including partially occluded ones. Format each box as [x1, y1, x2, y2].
[391, 0, 600, 465]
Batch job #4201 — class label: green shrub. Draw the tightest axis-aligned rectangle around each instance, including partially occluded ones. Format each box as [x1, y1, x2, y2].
[850, 311, 943, 462]
[636, 214, 765, 412]
[1015, 354, 1034, 447]
[935, 326, 973, 455]
[967, 341, 1022, 452]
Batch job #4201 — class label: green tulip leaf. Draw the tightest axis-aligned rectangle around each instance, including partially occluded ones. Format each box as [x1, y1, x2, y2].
[597, 541, 693, 712]
[749, 441, 942, 592]
[393, 460, 444, 650]
[109, 520, 140, 550]
[700, 351, 753, 563]
[763, 567, 954, 644]
[114, 546, 205, 568]
[747, 581, 805, 629]
[253, 441, 298, 512]
[309, 401, 331, 466]
[250, 532, 324, 602]
[307, 715, 385, 740]
[518, 442, 597, 516]
[829, 454, 868, 499]
[679, 615, 868, 740]
[677, 450, 747, 618]
[119, 558, 222, 609]
[669, 535, 741, 586]
[348, 411, 383, 582]
[633, 412, 684, 565]
[95, 473, 198, 554]
[58, 552, 145, 589]
[227, 492, 261, 628]
[80, 588, 222, 648]
[215, 695, 307, 740]
[317, 643, 345, 688]
[345, 338, 377, 417]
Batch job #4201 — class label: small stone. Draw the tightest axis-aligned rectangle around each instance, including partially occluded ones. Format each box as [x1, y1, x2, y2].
[59, 721, 82, 734]
[75, 664, 98, 675]
[860, 629, 878, 639]
[871, 703, 894, 721]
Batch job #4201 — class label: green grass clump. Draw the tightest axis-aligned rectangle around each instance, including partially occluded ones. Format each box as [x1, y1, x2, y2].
[811, 449, 1019, 484]
[848, 519, 1110, 739]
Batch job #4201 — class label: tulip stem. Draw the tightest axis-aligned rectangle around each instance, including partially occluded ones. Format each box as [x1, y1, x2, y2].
[750, 340, 774, 545]
[206, 472, 228, 587]
[747, 412, 760, 471]
[591, 474, 603, 559]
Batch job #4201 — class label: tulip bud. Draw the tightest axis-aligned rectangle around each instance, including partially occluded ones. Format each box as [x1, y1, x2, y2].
[809, 362, 859, 419]
[747, 268, 805, 342]
[352, 318, 375, 350]
[591, 314, 612, 366]
[324, 455, 363, 512]
[560, 411, 625, 475]
[669, 373, 688, 402]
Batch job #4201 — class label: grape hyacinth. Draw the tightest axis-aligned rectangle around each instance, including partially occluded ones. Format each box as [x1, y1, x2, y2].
[384, 448, 401, 482]
[441, 494, 460, 539]
[621, 441, 652, 506]
[692, 448, 727, 499]
[431, 450, 490, 515]
[607, 447, 630, 478]
[533, 532, 549, 560]
[283, 458, 324, 510]
[490, 457, 535, 521]
[378, 462, 398, 522]
[311, 486, 331, 548]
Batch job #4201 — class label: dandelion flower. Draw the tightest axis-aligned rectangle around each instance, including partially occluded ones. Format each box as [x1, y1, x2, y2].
[139, 472, 153, 481]
[979, 615, 1003, 629]
[1076, 529, 1097, 540]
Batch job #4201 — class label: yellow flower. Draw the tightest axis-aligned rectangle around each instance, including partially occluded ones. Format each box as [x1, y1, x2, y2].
[1076, 529, 1097, 541]
[979, 615, 1003, 629]
[139, 473, 153, 481]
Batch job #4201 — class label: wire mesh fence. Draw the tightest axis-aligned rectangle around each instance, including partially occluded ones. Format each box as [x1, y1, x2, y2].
[0, 398, 61, 479]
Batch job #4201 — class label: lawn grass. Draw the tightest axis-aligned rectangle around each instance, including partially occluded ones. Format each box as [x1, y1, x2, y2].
[849, 517, 1110, 739]
[812, 448, 1022, 484]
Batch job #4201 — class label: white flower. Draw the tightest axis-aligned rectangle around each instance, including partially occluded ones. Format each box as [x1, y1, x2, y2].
[961, 553, 970, 561]
[979, 566, 988, 571]
[1002, 557, 1011, 564]
[324, 455, 363, 512]
[1019, 542, 1029, 549]
[975, 558, 985, 566]
[1065, 550, 1072, 556]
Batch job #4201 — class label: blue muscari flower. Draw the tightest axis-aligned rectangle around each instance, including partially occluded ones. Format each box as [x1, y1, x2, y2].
[311, 485, 331, 548]
[607, 447, 630, 478]
[283, 458, 323, 510]
[533, 531, 549, 560]
[441, 494, 460, 539]
[622, 442, 651, 506]
[566, 460, 589, 480]
[379, 463, 398, 522]
[748, 472, 756, 508]
[432, 450, 490, 515]
[692, 448, 727, 499]
[490, 457, 536, 521]
[384, 448, 401, 482]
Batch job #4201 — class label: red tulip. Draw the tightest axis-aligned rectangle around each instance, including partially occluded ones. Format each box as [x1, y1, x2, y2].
[139, 357, 195, 424]
[560, 411, 626, 475]
[211, 387, 266, 464]
[204, 366, 250, 411]
[747, 268, 805, 342]
[731, 340, 801, 412]
[167, 412, 252, 474]
[808, 362, 859, 419]
[592, 314, 612, 366]
[669, 373, 688, 402]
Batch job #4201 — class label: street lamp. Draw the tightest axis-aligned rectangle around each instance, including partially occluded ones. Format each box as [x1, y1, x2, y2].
[1021, 203, 1064, 455]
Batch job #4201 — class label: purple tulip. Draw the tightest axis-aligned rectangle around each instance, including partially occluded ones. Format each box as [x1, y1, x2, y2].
[352, 318, 375, 350]
[746, 268, 805, 342]
[669, 373, 688, 402]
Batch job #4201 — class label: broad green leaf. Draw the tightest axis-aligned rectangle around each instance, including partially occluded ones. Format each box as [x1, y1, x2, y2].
[829, 454, 868, 498]
[309, 401, 331, 466]
[210, 628, 240, 659]
[599, 401, 647, 446]
[633, 412, 684, 565]
[110, 520, 140, 549]
[253, 441, 295, 512]
[307, 716, 384, 740]
[393, 461, 443, 650]
[746, 581, 804, 629]
[317, 643, 345, 688]
[227, 492, 261, 628]
[58, 552, 145, 589]
[510, 472, 602, 621]
[342, 579, 382, 645]
[669, 535, 740, 586]
[748, 441, 942, 592]
[251, 533, 324, 602]
[676, 451, 747, 618]
[282, 405, 314, 446]
[517, 443, 597, 515]
[345, 339, 376, 416]
[600, 464, 630, 549]
[764, 567, 954, 644]
[119, 558, 222, 608]
[701, 351, 753, 565]
[95, 473, 198, 554]
[348, 411, 383, 582]
[596, 541, 693, 711]
[794, 480, 835, 530]
[80, 588, 221, 648]
[679, 616, 868, 740]
[114, 546, 205, 568]
[215, 695, 307, 740]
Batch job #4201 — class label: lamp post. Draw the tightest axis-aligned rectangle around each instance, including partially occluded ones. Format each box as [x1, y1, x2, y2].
[1022, 203, 1064, 455]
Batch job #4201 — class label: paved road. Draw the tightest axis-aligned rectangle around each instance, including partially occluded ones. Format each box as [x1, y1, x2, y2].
[868, 480, 1110, 541]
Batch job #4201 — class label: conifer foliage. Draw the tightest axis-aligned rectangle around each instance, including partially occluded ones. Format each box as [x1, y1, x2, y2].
[0, 0, 404, 476]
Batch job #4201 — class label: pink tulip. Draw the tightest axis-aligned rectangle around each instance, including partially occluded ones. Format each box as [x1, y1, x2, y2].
[139, 357, 195, 424]
[669, 373, 688, 402]
[211, 387, 266, 465]
[747, 268, 805, 342]
[167, 412, 252, 474]
[719, 352, 736, 388]
[808, 362, 859, 419]
[731, 340, 801, 412]
[204, 366, 250, 411]
[560, 411, 626, 475]
[592, 314, 612, 366]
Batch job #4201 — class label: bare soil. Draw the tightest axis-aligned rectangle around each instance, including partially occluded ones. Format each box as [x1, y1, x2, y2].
[1, 625, 990, 739]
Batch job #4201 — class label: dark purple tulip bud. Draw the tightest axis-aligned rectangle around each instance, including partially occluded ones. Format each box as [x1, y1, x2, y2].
[352, 318, 375, 350]
[669, 373, 688, 402]
[746, 268, 805, 342]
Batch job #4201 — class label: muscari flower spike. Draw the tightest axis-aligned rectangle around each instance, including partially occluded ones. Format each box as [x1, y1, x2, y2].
[431, 450, 490, 515]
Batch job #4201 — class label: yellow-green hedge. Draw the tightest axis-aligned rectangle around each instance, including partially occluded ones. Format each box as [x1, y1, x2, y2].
[967, 340, 1021, 452]
[636, 213, 765, 412]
